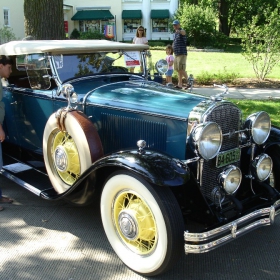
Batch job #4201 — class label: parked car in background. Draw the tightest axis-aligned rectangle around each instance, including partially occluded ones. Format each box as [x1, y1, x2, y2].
[0, 40, 279, 276]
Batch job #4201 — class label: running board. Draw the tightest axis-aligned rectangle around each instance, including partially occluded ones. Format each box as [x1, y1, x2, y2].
[1, 169, 43, 196]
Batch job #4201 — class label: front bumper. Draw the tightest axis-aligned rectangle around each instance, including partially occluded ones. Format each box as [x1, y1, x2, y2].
[184, 199, 280, 254]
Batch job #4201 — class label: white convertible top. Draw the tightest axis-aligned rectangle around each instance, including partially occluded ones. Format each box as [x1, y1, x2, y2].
[0, 39, 149, 55]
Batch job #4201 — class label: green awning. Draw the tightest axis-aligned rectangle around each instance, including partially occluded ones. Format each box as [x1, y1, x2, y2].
[71, 10, 114, 21]
[151, 10, 170, 19]
[122, 10, 142, 20]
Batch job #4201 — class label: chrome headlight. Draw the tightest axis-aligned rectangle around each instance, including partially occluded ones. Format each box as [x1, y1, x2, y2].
[218, 165, 242, 194]
[192, 122, 222, 160]
[251, 153, 273, 181]
[244, 111, 271, 145]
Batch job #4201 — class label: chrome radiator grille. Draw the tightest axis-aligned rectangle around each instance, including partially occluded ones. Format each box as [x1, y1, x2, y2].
[201, 103, 241, 201]
[101, 113, 167, 154]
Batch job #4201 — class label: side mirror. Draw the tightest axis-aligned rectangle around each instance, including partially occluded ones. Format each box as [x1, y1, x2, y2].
[155, 59, 168, 75]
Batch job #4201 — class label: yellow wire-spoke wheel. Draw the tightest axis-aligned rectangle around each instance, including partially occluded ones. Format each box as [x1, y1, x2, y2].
[113, 190, 157, 255]
[52, 131, 80, 185]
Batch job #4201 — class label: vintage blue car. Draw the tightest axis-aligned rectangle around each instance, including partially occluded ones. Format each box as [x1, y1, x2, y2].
[0, 40, 279, 276]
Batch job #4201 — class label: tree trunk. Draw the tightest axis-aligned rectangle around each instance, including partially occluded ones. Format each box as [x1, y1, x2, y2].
[24, 0, 65, 40]
[218, 0, 230, 36]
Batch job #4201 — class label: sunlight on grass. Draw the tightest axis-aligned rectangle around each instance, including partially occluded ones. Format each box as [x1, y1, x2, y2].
[228, 99, 280, 127]
[150, 50, 280, 79]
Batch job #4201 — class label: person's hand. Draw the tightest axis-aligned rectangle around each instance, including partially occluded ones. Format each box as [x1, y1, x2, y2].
[0, 125, 5, 142]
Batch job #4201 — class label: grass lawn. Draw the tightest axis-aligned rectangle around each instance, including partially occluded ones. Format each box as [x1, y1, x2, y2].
[150, 50, 280, 80]
[228, 99, 280, 127]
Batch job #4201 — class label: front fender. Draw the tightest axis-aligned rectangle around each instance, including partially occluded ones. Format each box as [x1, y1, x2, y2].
[264, 125, 280, 151]
[94, 149, 190, 187]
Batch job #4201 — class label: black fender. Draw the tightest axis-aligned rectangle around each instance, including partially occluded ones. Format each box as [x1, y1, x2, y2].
[264, 125, 280, 151]
[41, 149, 190, 204]
[94, 150, 190, 187]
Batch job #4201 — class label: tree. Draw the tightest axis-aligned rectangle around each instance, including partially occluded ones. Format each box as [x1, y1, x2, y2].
[179, 0, 279, 37]
[240, 7, 280, 80]
[174, 4, 227, 48]
[24, 0, 65, 40]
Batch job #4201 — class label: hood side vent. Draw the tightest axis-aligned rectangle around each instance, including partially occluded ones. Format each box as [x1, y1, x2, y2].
[101, 113, 167, 154]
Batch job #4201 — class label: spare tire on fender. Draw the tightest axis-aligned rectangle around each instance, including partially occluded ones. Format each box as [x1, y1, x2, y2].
[43, 109, 103, 194]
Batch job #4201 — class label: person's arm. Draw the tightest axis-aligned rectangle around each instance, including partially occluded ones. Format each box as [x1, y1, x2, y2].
[0, 124, 5, 142]
[169, 56, 174, 67]
[176, 29, 186, 36]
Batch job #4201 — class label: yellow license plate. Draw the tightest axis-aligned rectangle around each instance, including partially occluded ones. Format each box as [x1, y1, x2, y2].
[216, 148, 241, 168]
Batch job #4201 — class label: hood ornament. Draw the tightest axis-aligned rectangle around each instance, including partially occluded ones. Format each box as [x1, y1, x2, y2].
[211, 84, 229, 101]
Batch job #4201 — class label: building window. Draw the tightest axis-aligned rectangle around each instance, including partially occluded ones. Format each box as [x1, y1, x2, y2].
[152, 19, 168, 32]
[124, 20, 141, 34]
[3, 8, 10, 26]
[79, 20, 114, 34]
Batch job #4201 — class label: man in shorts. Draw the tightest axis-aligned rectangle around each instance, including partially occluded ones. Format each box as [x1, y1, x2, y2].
[172, 20, 189, 89]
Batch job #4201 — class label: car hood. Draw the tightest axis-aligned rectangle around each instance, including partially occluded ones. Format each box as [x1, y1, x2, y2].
[83, 80, 206, 120]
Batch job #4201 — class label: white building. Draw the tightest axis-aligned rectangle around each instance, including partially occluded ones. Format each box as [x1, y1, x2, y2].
[0, 0, 25, 42]
[0, 0, 179, 42]
[65, 0, 179, 41]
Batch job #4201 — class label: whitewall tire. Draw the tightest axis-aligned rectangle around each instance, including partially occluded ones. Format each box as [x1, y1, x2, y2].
[100, 170, 184, 276]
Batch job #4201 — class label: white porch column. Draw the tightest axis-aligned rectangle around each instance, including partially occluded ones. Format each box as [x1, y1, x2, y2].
[169, 0, 179, 17]
[142, 0, 151, 40]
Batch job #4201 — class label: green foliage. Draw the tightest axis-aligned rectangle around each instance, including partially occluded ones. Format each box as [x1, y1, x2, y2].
[230, 0, 278, 32]
[79, 30, 106, 40]
[70, 28, 80, 39]
[174, 4, 227, 48]
[148, 40, 171, 47]
[180, 0, 278, 38]
[240, 7, 280, 80]
[0, 26, 16, 43]
[229, 99, 280, 127]
[196, 68, 239, 84]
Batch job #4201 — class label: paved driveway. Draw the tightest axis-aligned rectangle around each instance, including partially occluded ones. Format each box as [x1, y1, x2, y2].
[0, 175, 279, 280]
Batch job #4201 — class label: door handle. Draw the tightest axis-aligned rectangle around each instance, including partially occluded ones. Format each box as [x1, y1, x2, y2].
[10, 101, 17, 105]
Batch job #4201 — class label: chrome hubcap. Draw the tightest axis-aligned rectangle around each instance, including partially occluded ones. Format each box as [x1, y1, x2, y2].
[54, 146, 68, 172]
[118, 210, 139, 240]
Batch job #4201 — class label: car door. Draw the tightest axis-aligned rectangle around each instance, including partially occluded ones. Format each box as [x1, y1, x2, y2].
[4, 53, 54, 153]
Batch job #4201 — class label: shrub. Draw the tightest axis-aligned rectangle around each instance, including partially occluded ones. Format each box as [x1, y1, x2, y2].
[240, 6, 280, 80]
[70, 28, 80, 39]
[79, 30, 106, 40]
[0, 26, 16, 43]
[196, 68, 239, 84]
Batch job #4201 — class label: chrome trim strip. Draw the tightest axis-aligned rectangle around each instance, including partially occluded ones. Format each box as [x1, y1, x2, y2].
[0, 169, 41, 196]
[184, 199, 280, 253]
[86, 102, 188, 122]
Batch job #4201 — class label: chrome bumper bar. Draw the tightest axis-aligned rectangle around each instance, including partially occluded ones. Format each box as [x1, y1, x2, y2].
[184, 199, 280, 254]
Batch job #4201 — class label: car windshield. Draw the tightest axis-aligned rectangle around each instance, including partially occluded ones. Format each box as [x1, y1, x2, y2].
[56, 51, 145, 82]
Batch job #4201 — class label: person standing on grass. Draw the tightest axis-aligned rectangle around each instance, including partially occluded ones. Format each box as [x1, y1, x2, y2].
[130, 26, 148, 73]
[165, 45, 174, 85]
[0, 55, 14, 211]
[172, 20, 189, 89]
